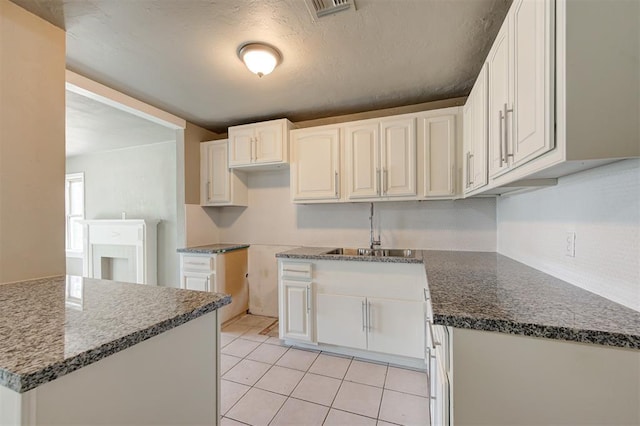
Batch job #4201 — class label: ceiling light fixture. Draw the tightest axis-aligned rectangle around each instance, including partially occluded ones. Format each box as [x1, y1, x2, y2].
[238, 43, 281, 78]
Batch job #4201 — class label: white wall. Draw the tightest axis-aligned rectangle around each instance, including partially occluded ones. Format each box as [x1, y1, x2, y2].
[66, 141, 180, 287]
[0, 0, 66, 283]
[497, 159, 640, 311]
[204, 169, 497, 316]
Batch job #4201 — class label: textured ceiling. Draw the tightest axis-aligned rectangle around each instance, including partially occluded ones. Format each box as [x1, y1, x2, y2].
[13, 0, 511, 133]
[66, 90, 176, 157]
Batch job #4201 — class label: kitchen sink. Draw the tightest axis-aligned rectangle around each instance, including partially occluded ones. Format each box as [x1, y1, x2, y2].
[323, 247, 415, 258]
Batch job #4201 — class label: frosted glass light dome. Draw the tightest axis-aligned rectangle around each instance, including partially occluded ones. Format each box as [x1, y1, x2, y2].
[238, 43, 281, 78]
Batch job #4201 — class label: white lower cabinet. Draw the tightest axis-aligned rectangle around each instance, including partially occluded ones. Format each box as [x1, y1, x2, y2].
[280, 280, 313, 342]
[367, 297, 424, 358]
[179, 250, 248, 324]
[316, 294, 423, 358]
[316, 293, 367, 350]
[278, 258, 427, 365]
[181, 270, 214, 292]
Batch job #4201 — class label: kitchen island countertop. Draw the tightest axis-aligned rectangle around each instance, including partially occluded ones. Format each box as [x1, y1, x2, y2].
[177, 243, 249, 254]
[0, 275, 230, 393]
[276, 247, 640, 349]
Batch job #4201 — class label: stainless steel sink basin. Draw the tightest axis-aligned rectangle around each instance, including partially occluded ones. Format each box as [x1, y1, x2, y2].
[323, 248, 415, 258]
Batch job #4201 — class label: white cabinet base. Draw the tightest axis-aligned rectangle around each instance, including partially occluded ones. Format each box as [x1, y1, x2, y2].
[282, 339, 427, 371]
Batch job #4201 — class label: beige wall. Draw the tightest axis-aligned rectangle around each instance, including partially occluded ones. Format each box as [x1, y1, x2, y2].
[0, 0, 66, 283]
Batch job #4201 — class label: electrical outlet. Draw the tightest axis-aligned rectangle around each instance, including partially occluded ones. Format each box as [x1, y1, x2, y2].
[565, 232, 576, 257]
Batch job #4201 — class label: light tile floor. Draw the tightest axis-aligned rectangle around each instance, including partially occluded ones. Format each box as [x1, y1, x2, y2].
[220, 314, 430, 426]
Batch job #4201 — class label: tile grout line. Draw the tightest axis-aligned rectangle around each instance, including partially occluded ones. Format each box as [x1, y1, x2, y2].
[266, 348, 321, 426]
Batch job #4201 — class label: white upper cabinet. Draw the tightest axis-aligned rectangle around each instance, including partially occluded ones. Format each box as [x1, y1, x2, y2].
[200, 139, 247, 206]
[463, 64, 488, 194]
[345, 122, 380, 199]
[228, 118, 292, 170]
[487, 18, 512, 178]
[290, 125, 341, 202]
[488, 0, 553, 179]
[510, 0, 553, 165]
[345, 117, 416, 201]
[380, 117, 417, 198]
[420, 110, 460, 198]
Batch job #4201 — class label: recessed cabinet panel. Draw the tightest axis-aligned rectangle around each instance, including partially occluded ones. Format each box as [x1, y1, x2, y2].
[346, 123, 379, 199]
[255, 122, 284, 164]
[488, 20, 511, 178]
[228, 128, 254, 167]
[201, 139, 247, 206]
[281, 280, 313, 342]
[316, 293, 367, 350]
[472, 66, 489, 190]
[366, 298, 424, 359]
[181, 271, 213, 292]
[291, 127, 340, 201]
[463, 63, 489, 195]
[381, 118, 417, 197]
[423, 115, 455, 197]
[210, 141, 230, 203]
[511, 0, 552, 165]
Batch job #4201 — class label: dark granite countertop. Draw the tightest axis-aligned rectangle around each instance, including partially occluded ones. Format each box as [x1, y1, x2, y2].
[422, 251, 640, 350]
[0, 276, 230, 393]
[177, 243, 250, 254]
[275, 246, 423, 264]
[275, 247, 640, 349]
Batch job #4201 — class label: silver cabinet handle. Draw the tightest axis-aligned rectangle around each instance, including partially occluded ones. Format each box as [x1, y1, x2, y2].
[206, 181, 211, 201]
[504, 103, 514, 160]
[251, 137, 256, 162]
[423, 288, 429, 301]
[466, 151, 471, 188]
[367, 301, 372, 331]
[499, 109, 505, 167]
[361, 300, 366, 331]
[282, 268, 308, 273]
[376, 168, 381, 196]
[205, 276, 210, 292]
[334, 171, 339, 197]
[383, 168, 388, 196]
[306, 286, 311, 314]
[467, 153, 474, 187]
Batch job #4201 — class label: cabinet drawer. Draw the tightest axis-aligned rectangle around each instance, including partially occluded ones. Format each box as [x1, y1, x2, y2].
[281, 262, 312, 280]
[181, 255, 216, 272]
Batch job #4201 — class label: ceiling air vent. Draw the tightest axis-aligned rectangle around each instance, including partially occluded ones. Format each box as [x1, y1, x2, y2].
[304, 0, 356, 20]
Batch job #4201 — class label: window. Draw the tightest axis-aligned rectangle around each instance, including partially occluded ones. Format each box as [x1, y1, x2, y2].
[65, 173, 84, 255]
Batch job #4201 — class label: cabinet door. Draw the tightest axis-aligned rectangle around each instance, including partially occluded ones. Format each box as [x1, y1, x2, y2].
[380, 117, 417, 197]
[209, 140, 231, 204]
[511, 0, 553, 165]
[291, 127, 341, 201]
[200, 141, 215, 205]
[471, 63, 489, 190]
[228, 127, 254, 167]
[182, 271, 214, 292]
[488, 18, 511, 178]
[255, 121, 285, 164]
[423, 114, 456, 198]
[366, 297, 424, 358]
[316, 293, 367, 350]
[281, 280, 313, 342]
[463, 98, 474, 193]
[345, 122, 380, 200]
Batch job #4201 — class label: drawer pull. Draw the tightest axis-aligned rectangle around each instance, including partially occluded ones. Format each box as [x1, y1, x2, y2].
[282, 268, 307, 273]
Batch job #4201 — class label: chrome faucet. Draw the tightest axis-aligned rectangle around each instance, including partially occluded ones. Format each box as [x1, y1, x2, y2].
[369, 203, 381, 249]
